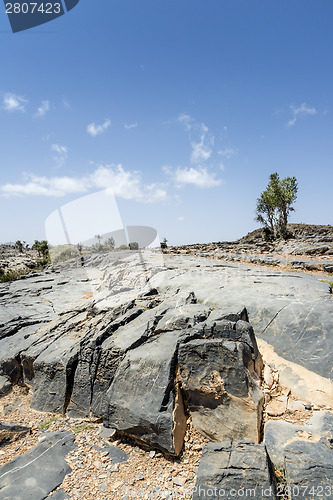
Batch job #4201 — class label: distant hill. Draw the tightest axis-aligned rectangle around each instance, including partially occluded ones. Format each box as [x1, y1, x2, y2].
[238, 224, 333, 244]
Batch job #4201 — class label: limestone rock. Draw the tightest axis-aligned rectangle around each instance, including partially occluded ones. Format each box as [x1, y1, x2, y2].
[193, 441, 277, 500]
[284, 441, 333, 495]
[264, 411, 333, 468]
[103, 330, 186, 455]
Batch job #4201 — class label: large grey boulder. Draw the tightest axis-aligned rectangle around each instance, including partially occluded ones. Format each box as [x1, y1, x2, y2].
[0, 431, 75, 500]
[284, 441, 333, 497]
[193, 441, 276, 500]
[104, 330, 187, 455]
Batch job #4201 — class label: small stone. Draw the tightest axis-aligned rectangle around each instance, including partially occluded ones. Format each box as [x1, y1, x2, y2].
[135, 473, 144, 481]
[304, 404, 312, 410]
[173, 476, 186, 486]
[100, 426, 116, 439]
[110, 463, 119, 472]
[149, 450, 156, 458]
[98, 482, 107, 492]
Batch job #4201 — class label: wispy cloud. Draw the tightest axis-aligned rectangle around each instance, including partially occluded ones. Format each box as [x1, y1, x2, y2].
[0, 164, 168, 203]
[2, 93, 28, 112]
[51, 144, 68, 168]
[177, 114, 214, 164]
[87, 119, 111, 137]
[124, 122, 138, 130]
[34, 100, 50, 118]
[165, 114, 222, 189]
[287, 102, 317, 127]
[218, 147, 236, 159]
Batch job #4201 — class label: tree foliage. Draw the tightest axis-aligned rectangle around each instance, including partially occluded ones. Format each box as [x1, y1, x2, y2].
[32, 240, 50, 258]
[255, 172, 298, 239]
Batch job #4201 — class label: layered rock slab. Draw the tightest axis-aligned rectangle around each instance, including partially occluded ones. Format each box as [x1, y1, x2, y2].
[104, 330, 187, 455]
[193, 441, 277, 500]
[0, 431, 76, 500]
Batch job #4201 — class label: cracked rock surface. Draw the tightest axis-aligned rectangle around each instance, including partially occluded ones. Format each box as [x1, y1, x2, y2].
[193, 441, 277, 500]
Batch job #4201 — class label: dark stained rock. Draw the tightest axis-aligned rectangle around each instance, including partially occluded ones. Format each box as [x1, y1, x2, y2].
[178, 335, 263, 443]
[155, 304, 210, 332]
[193, 441, 277, 500]
[284, 441, 333, 498]
[0, 431, 76, 500]
[103, 330, 187, 455]
[68, 304, 164, 418]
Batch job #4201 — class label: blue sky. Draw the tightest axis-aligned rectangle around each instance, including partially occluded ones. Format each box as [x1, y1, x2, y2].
[0, 0, 332, 245]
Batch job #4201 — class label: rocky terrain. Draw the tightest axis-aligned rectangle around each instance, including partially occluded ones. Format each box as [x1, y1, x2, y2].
[166, 224, 333, 274]
[0, 245, 41, 277]
[0, 225, 332, 499]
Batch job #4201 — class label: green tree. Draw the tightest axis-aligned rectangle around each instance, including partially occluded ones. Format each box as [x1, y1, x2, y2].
[105, 237, 115, 250]
[129, 241, 139, 250]
[255, 173, 298, 239]
[15, 240, 24, 253]
[32, 240, 50, 258]
[160, 237, 168, 250]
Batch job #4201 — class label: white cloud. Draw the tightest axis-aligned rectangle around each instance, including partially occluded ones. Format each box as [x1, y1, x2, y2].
[51, 144, 68, 155]
[2, 93, 28, 112]
[178, 215, 185, 221]
[287, 102, 317, 127]
[124, 122, 138, 129]
[51, 144, 68, 168]
[218, 147, 236, 159]
[0, 164, 167, 203]
[173, 167, 222, 188]
[34, 100, 50, 118]
[87, 119, 111, 137]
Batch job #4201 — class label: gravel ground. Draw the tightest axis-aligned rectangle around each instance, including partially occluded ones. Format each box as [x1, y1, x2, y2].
[0, 386, 207, 499]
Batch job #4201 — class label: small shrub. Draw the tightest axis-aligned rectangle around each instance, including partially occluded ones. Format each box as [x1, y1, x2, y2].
[72, 423, 94, 434]
[117, 245, 129, 250]
[39, 416, 59, 430]
[0, 269, 26, 283]
[129, 242, 139, 250]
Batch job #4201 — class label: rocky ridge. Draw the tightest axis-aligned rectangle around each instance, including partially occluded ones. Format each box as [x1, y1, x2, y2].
[0, 227, 332, 498]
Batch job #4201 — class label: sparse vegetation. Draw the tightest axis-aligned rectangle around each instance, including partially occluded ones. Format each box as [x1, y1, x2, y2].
[72, 423, 95, 434]
[0, 268, 27, 283]
[39, 416, 59, 430]
[319, 280, 333, 292]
